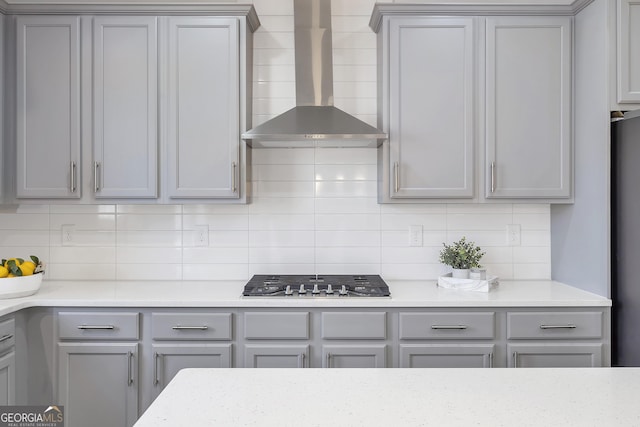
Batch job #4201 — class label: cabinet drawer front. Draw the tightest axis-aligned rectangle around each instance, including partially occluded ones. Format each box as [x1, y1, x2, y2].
[507, 312, 603, 339]
[399, 313, 495, 339]
[244, 312, 309, 340]
[322, 312, 386, 340]
[152, 313, 232, 340]
[58, 312, 139, 340]
[0, 318, 15, 353]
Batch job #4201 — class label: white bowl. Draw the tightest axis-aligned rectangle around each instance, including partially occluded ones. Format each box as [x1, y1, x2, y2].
[0, 272, 43, 299]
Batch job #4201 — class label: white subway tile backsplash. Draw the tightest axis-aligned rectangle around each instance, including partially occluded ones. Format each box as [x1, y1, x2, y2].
[248, 263, 316, 276]
[116, 214, 181, 231]
[316, 246, 380, 264]
[50, 246, 116, 264]
[116, 247, 182, 264]
[0, 230, 49, 246]
[315, 230, 380, 247]
[314, 264, 381, 275]
[256, 181, 315, 198]
[381, 204, 446, 214]
[49, 230, 116, 247]
[116, 205, 181, 214]
[381, 263, 443, 281]
[117, 231, 182, 247]
[252, 148, 314, 165]
[183, 264, 248, 281]
[382, 231, 447, 247]
[513, 213, 551, 230]
[446, 204, 513, 214]
[50, 214, 115, 231]
[0, 205, 49, 214]
[314, 148, 376, 164]
[255, 164, 315, 181]
[513, 246, 551, 264]
[381, 214, 447, 231]
[315, 181, 377, 198]
[446, 214, 513, 231]
[0, 213, 49, 230]
[47, 263, 116, 281]
[314, 164, 376, 181]
[117, 264, 182, 281]
[183, 247, 249, 264]
[249, 197, 314, 214]
[381, 246, 440, 264]
[249, 247, 315, 264]
[256, 16, 294, 32]
[315, 214, 380, 231]
[50, 205, 114, 214]
[249, 214, 315, 231]
[254, 48, 295, 66]
[513, 263, 551, 280]
[183, 214, 247, 231]
[315, 197, 380, 214]
[182, 204, 249, 215]
[249, 230, 314, 247]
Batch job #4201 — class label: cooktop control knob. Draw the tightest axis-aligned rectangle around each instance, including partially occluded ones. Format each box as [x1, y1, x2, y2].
[326, 284, 334, 294]
[285, 285, 293, 296]
[339, 285, 348, 296]
[298, 284, 307, 295]
[312, 284, 320, 295]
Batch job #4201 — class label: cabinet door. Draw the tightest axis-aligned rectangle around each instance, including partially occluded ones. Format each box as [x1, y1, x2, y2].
[151, 344, 231, 399]
[508, 343, 603, 368]
[93, 17, 158, 198]
[244, 345, 309, 368]
[617, 0, 640, 103]
[0, 351, 16, 405]
[388, 17, 474, 198]
[485, 16, 571, 199]
[323, 345, 387, 368]
[399, 344, 494, 368]
[58, 343, 138, 427]
[167, 17, 240, 199]
[16, 16, 81, 198]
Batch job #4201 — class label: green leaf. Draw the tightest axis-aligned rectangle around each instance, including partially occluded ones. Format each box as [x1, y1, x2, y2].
[30, 255, 40, 265]
[7, 260, 22, 276]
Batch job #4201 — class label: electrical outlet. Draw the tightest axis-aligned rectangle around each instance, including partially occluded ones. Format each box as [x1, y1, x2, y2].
[61, 224, 76, 246]
[195, 225, 209, 247]
[409, 225, 423, 247]
[507, 224, 521, 246]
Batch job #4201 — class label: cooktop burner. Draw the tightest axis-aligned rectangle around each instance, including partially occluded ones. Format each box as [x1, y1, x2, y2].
[242, 275, 390, 298]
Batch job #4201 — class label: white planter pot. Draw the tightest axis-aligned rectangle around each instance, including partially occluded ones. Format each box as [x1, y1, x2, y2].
[451, 268, 470, 279]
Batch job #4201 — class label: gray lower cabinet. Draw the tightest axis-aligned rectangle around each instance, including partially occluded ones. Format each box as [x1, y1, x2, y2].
[506, 310, 605, 368]
[323, 345, 387, 368]
[57, 343, 138, 427]
[151, 344, 232, 397]
[244, 344, 309, 368]
[400, 344, 495, 368]
[398, 311, 498, 368]
[507, 343, 603, 368]
[0, 317, 16, 405]
[56, 311, 140, 427]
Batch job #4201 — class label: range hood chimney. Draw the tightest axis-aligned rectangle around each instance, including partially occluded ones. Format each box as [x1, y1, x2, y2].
[242, 0, 387, 147]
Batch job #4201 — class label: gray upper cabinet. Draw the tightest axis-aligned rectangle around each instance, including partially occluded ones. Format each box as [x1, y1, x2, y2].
[378, 17, 475, 201]
[166, 17, 240, 200]
[484, 16, 572, 199]
[92, 16, 158, 198]
[617, 0, 640, 103]
[16, 16, 81, 199]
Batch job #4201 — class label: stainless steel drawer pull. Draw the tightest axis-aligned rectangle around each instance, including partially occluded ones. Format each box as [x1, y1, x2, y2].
[431, 325, 468, 330]
[70, 161, 77, 193]
[94, 161, 100, 193]
[539, 324, 577, 329]
[232, 162, 237, 193]
[394, 162, 400, 193]
[128, 351, 134, 386]
[513, 351, 519, 368]
[326, 352, 332, 368]
[153, 352, 161, 386]
[0, 334, 13, 343]
[489, 352, 493, 368]
[490, 161, 496, 193]
[171, 326, 209, 330]
[77, 325, 115, 330]
[298, 353, 306, 369]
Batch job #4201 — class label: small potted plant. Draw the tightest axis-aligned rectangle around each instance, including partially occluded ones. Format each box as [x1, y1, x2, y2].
[439, 237, 485, 279]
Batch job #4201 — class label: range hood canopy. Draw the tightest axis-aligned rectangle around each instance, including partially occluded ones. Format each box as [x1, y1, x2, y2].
[242, 0, 387, 147]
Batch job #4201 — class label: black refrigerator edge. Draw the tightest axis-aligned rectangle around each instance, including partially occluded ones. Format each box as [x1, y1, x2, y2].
[612, 109, 640, 367]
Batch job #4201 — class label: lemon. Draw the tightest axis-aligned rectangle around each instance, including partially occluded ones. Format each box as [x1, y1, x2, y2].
[21, 261, 36, 274]
[0, 266, 8, 278]
[3, 258, 23, 268]
[19, 265, 34, 276]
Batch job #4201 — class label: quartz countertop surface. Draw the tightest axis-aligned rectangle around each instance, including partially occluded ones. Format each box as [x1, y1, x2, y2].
[0, 279, 610, 316]
[134, 367, 639, 427]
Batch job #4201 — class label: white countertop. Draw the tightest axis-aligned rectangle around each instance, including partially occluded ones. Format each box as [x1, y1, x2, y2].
[134, 367, 640, 427]
[0, 279, 610, 317]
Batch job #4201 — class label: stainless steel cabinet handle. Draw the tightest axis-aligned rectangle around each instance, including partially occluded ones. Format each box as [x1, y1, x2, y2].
[431, 325, 468, 330]
[70, 161, 77, 193]
[490, 161, 496, 193]
[298, 353, 305, 369]
[513, 351, 518, 368]
[171, 326, 209, 331]
[326, 352, 332, 368]
[0, 334, 13, 343]
[77, 325, 115, 330]
[232, 162, 237, 193]
[540, 324, 577, 329]
[394, 162, 400, 193]
[128, 351, 134, 385]
[489, 352, 493, 368]
[94, 161, 100, 193]
[153, 352, 160, 386]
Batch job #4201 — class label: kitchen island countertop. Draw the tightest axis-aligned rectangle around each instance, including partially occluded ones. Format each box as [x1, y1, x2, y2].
[134, 367, 640, 427]
[0, 279, 610, 316]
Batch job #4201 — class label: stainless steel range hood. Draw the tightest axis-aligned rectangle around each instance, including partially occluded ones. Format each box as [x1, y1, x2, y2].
[242, 0, 387, 148]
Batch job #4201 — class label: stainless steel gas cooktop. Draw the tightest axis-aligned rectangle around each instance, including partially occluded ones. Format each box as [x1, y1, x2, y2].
[242, 275, 390, 298]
